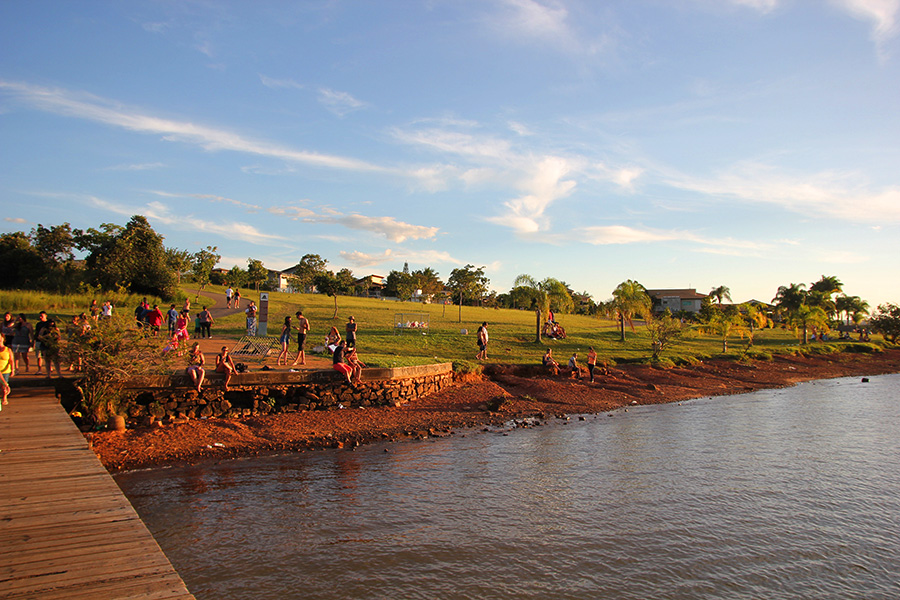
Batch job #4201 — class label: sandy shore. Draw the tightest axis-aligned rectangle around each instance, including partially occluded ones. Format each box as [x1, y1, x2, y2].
[91, 348, 900, 472]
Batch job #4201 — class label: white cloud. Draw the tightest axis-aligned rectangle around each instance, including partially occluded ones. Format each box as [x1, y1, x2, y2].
[667, 162, 900, 224]
[259, 75, 305, 90]
[0, 80, 387, 173]
[332, 214, 439, 243]
[317, 88, 367, 117]
[4, 217, 29, 224]
[340, 249, 393, 268]
[833, 0, 899, 43]
[726, 0, 779, 13]
[486, 156, 578, 234]
[103, 162, 165, 171]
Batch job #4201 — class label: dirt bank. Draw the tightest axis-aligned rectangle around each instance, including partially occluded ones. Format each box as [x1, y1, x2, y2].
[92, 349, 900, 472]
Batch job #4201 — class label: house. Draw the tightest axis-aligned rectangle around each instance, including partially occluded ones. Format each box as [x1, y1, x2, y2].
[646, 288, 708, 314]
[355, 274, 385, 297]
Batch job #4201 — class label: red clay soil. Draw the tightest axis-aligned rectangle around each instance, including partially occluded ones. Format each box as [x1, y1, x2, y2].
[91, 349, 900, 472]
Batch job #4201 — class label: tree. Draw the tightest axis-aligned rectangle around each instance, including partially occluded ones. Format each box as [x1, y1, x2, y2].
[246, 259, 268, 294]
[75, 216, 176, 299]
[541, 277, 575, 314]
[447, 265, 489, 323]
[290, 254, 328, 293]
[700, 302, 745, 352]
[611, 280, 651, 342]
[513, 274, 549, 342]
[31, 222, 74, 265]
[384, 268, 417, 301]
[810, 274, 843, 297]
[165, 248, 194, 284]
[227, 265, 248, 288]
[412, 267, 443, 300]
[835, 294, 869, 326]
[790, 304, 829, 344]
[313, 271, 350, 319]
[870, 303, 900, 343]
[709, 285, 732, 305]
[773, 282, 807, 319]
[192, 246, 220, 293]
[647, 310, 684, 359]
[0, 231, 44, 288]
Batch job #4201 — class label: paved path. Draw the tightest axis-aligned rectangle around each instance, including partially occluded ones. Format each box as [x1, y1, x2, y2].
[0, 389, 196, 599]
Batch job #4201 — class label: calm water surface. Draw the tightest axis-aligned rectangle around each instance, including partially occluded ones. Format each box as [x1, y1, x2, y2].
[117, 374, 900, 599]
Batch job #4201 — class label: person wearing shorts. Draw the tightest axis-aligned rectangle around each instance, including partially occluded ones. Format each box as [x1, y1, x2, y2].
[215, 346, 236, 391]
[292, 311, 310, 366]
[277, 316, 292, 365]
[332, 340, 353, 385]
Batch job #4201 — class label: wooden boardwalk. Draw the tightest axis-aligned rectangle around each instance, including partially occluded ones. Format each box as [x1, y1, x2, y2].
[0, 388, 195, 600]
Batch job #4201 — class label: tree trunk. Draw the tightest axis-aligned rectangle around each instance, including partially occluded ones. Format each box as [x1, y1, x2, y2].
[332, 295, 338, 319]
[535, 308, 542, 343]
[619, 314, 625, 342]
[458, 291, 463, 323]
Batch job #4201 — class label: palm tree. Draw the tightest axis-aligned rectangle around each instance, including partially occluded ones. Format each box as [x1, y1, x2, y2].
[709, 285, 732, 305]
[791, 305, 829, 344]
[810, 275, 843, 296]
[835, 295, 869, 326]
[612, 280, 651, 342]
[513, 274, 549, 342]
[773, 282, 807, 320]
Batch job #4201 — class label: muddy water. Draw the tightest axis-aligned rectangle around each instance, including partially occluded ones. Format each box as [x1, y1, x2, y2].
[117, 374, 900, 599]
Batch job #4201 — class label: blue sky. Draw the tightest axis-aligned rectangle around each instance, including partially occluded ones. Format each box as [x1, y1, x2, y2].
[2, 0, 898, 307]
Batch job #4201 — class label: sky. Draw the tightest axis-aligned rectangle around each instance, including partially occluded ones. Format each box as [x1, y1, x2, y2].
[1, 0, 899, 307]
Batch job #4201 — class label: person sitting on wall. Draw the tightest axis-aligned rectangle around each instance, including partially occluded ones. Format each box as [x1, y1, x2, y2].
[186, 342, 205, 393]
[215, 346, 237, 391]
[332, 340, 353, 385]
[542, 348, 560, 374]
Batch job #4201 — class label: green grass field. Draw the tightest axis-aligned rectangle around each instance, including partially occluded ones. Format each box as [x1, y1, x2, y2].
[3, 285, 884, 369]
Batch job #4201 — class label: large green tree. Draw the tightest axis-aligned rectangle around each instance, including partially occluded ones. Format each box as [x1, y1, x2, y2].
[192, 246, 221, 293]
[870, 303, 900, 343]
[314, 270, 350, 319]
[290, 254, 328, 293]
[246, 258, 268, 294]
[0, 231, 44, 288]
[74, 216, 176, 299]
[447, 264, 489, 323]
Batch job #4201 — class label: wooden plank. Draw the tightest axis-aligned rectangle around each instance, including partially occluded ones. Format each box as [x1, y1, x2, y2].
[0, 388, 195, 600]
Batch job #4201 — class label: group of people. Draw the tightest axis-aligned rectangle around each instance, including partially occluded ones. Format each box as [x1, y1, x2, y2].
[542, 346, 601, 383]
[184, 343, 238, 393]
[274, 312, 364, 385]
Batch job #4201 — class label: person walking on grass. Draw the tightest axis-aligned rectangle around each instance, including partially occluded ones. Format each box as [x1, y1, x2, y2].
[277, 316, 292, 365]
[291, 310, 310, 366]
[476, 322, 489, 361]
[225, 286, 234, 309]
[0, 335, 14, 410]
[345, 315, 358, 348]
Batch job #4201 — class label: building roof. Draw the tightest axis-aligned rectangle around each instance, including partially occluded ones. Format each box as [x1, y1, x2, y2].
[646, 288, 709, 300]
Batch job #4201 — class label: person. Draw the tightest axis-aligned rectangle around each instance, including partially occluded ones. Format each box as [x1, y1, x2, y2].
[586, 346, 598, 383]
[183, 298, 191, 313]
[542, 348, 559, 371]
[245, 301, 258, 336]
[345, 316, 358, 348]
[11, 314, 34, 373]
[167, 304, 178, 335]
[476, 322, 488, 361]
[291, 310, 310, 366]
[332, 340, 353, 385]
[215, 346, 237, 391]
[234, 289, 242, 309]
[134, 298, 149, 328]
[33, 311, 49, 371]
[568, 352, 582, 380]
[325, 326, 341, 354]
[66, 314, 90, 372]
[0, 335, 14, 409]
[146, 304, 164, 337]
[89, 299, 100, 321]
[277, 316, 292, 365]
[173, 309, 191, 353]
[100, 300, 113, 320]
[225, 286, 234, 309]
[345, 343, 366, 385]
[198, 306, 213, 338]
[38, 318, 62, 378]
[2, 312, 15, 348]
[186, 342, 205, 393]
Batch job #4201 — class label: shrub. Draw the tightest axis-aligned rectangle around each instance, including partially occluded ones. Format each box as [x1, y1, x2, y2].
[452, 360, 483, 375]
[839, 342, 882, 354]
[746, 350, 774, 361]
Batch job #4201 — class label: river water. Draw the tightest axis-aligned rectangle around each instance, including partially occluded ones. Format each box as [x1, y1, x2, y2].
[116, 374, 900, 600]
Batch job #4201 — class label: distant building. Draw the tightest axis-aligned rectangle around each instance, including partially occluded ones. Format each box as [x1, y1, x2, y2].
[355, 274, 385, 297]
[646, 288, 708, 314]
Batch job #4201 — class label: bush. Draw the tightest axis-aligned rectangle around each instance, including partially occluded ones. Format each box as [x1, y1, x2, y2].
[839, 342, 882, 354]
[746, 350, 774, 361]
[806, 344, 839, 355]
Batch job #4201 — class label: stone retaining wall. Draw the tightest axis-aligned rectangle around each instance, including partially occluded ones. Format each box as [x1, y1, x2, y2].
[121, 363, 454, 423]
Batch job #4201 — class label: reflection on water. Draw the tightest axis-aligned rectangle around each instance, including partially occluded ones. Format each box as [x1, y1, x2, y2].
[117, 374, 900, 600]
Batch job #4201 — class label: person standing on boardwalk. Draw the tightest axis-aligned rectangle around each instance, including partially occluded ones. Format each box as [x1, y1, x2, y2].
[476, 322, 489, 361]
[291, 311, 310, 366]
[11, 314, 34, 373]
[245, 301, 258, 336]
[38, 319, 62, 378]
[0, 335, 14, 409]
[345, 316, 358, 348]
[198, 306, 214, 338]
[33, 311, 49, 372]
[225, 286, 234, 309]
[586, 346, 598, 383]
